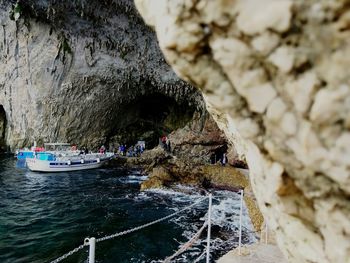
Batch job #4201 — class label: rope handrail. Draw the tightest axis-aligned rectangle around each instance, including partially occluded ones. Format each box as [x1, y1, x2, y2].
[49, 196, 208, 263]
[163, 221, 208, 263]
[96, 196, 208, 242]
[194, 250, 207, 263]
[48, 188, 257, 263]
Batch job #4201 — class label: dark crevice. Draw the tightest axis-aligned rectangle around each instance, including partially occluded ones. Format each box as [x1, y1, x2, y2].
[209, 144, 228, 164]
[106, 93, 197, 148]
[0, 105, 7, 152]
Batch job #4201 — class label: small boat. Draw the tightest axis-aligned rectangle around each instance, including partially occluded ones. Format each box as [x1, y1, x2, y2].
[26, 152, 114, 172]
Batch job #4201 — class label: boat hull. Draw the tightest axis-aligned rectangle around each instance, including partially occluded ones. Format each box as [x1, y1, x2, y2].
[26, 158, 110, 172]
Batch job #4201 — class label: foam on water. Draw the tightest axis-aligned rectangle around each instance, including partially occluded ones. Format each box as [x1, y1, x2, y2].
[140, 188, 257, 262]
[118, 175, 149, 184]
[1, 156, 257, 263]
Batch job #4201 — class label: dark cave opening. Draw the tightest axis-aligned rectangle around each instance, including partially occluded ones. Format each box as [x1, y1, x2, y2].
[0, 105, 7, 152]
[107, 93, 197, 149]
[210, 144, 228, 164]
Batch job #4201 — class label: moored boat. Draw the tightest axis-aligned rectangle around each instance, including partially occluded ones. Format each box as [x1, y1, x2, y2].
[26, 152, 114, 172]
[16, 143, 70, 160]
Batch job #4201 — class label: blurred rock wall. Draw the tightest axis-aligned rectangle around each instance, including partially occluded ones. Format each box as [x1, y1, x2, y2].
[135, 1, 350, 262]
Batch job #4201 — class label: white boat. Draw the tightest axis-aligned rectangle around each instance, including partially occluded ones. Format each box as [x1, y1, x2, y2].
[44, 142, 80, 156]
[26, 152, 114, 172]
[16, 143, 76, 160]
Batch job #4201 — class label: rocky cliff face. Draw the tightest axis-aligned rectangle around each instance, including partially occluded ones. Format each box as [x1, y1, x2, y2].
[135, 1, 350, 262]
[169, 111, 228, 163]
[0, 0, 206, 150]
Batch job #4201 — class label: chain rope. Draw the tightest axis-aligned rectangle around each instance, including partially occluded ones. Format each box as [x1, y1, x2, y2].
[96, 196, 208, 242]
[49, 243, 87, 263]
[163, 221, 208, 263]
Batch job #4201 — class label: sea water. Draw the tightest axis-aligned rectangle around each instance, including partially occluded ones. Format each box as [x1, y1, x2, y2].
[0, 156, 256, 263]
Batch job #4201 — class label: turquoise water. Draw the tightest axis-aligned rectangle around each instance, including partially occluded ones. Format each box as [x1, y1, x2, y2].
[0, 156, 255, 263]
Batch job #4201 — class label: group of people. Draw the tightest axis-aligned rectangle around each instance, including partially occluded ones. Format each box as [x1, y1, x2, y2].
[160, 135, 171, 152]
[118, 143, 145, 157]
[74, 143, 146, 157]
[78, 144, 143, 156]
[77, 146, 104, 155]
[72, 145, 105, 155]
[72, 140, 229, 166]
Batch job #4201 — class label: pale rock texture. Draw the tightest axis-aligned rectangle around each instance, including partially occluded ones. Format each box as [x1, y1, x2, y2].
[251, 32, 280, 56]
[135, 1, 350, 262]
[0, 0, 206, 150]
[236, 0, 293, 35]
[268, 46, 295, 73]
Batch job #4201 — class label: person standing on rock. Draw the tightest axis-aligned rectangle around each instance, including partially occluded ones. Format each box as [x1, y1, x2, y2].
[123, 145, 127, 156]
[80, 147, 85, 155]
[165, 137, 171, 152]
[99, 145, 106, 154]
[221, 153, 227, 166]
[120, 144, 125, 156]
[161, 135, 167, 149]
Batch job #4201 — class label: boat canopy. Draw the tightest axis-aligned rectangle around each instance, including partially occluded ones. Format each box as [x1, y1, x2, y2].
[44, 143, 71, 151]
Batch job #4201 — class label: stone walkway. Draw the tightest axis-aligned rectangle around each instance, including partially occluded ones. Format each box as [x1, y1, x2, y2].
[217, 243, 287, 263]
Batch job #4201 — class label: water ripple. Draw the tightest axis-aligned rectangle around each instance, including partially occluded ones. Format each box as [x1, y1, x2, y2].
[0, 156, 255, 263]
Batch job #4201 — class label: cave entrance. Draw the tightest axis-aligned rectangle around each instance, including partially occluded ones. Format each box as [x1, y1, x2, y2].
[108, 93, 196, 149]
[210, 144, 228, 164]
[0, 105, 7, 152]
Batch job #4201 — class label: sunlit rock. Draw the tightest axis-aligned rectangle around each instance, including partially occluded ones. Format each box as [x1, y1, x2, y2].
[0, 1, 207, 150]
[135, 0, 350, 262]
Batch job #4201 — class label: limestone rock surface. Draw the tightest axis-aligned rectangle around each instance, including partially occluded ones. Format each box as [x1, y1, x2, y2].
[0, 0, 205, 150]
[135, 1, 350, 262]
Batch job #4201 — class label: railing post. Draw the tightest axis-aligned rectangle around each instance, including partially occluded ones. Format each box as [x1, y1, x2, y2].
[88, 237, 96, 263]
[206, 194, 212, 263]
[238, 189, 244, 255]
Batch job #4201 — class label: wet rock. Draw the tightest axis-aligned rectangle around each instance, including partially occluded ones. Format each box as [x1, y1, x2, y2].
[141, 159, 249, 191]
[169, 112, 228, 163]
[140, 166, 173, 190]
